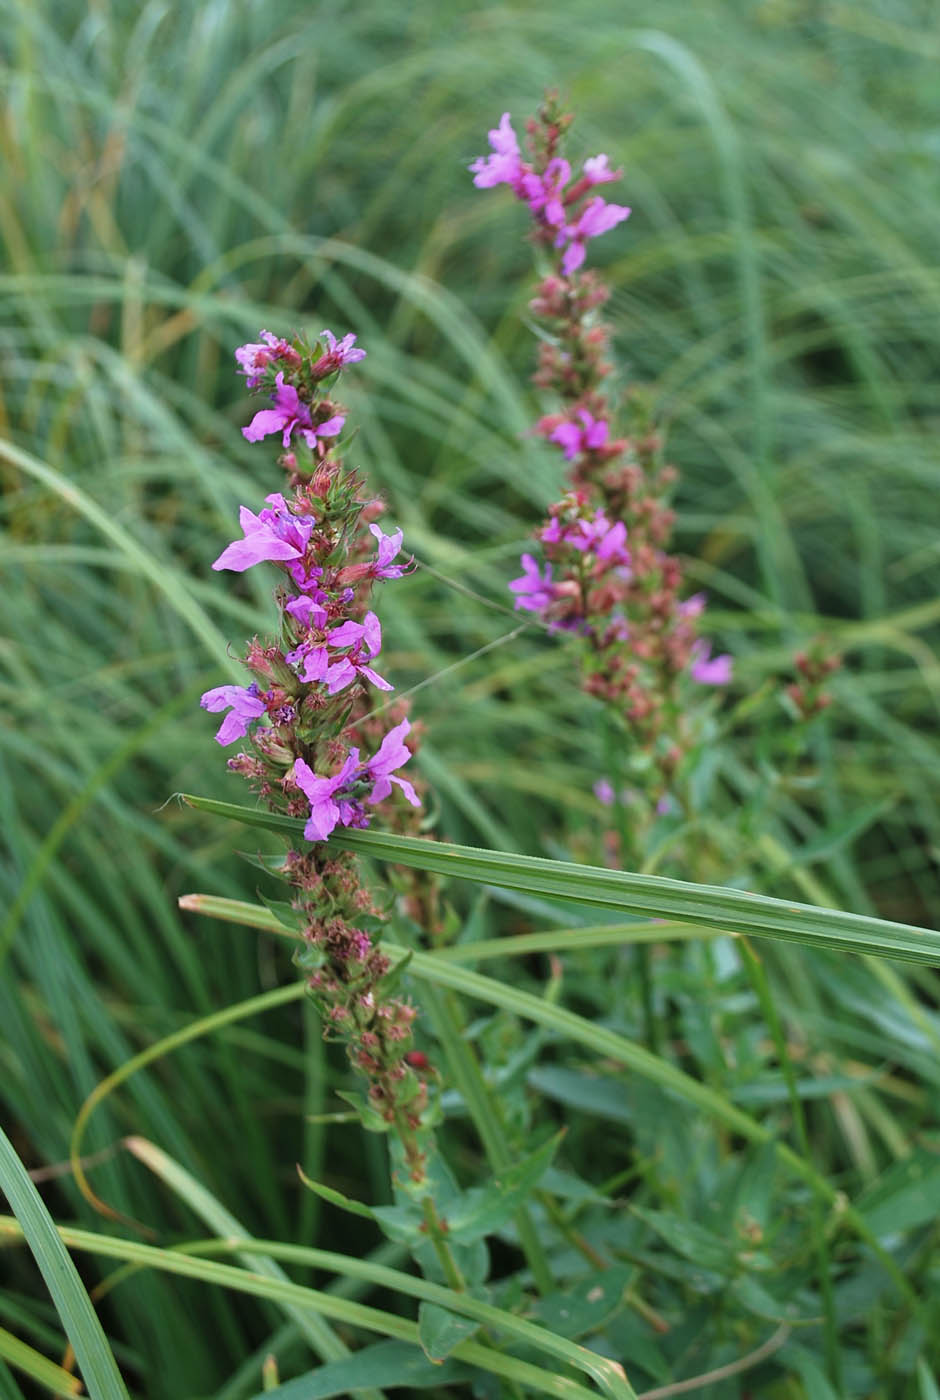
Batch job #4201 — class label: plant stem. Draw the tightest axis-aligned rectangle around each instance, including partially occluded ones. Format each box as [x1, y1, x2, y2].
[420, 1193, 466, 1293]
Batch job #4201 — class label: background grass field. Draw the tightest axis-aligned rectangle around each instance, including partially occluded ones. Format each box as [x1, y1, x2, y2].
[2, 2, 940, 1396]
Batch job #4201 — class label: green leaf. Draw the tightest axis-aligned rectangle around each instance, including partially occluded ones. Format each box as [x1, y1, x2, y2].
[417, 1302, 481, 1362]
[248, 1340, 474, 1399]
[369, 1204, 424, 1245]
[526, 1266, 634, 1340]
[444, 1131, 564, 1243]
[632, 1208, 745, 1276]
[0, 1127, 130, 1400]
[791, 797, 896, 866]
[527, 1067, 633, 1126]
[0, 1326, 82, 1397]
[295, 1167, 377, 1222]
[858, 1151, 940, 1238]
[182, 794, 940, 965]
[786, 1344, 841, 1400]
[917, 1356, 940, 1400]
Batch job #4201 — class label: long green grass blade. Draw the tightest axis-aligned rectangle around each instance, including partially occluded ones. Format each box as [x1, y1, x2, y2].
[123, 1139, 360, 1379]
[0, 1327, 81, 1398]
[0, 1219, 627, 1400]
[0, 1129, 130, 1400]
[181, 795, 940, 964]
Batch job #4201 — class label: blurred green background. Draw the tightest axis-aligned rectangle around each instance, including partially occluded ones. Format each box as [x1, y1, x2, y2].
[2, 1, 940, 1395]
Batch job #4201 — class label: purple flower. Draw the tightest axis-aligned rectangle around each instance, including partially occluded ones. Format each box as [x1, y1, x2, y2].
[470, 112, 525, 191]
[678, 593, 707, 619]
[520, 157, 571, 226]
[234, 331, 294, 388]
[285, 591, 329, 629]
[212, 493, 314, 573]
[290, 611, 393, 694]
[573, 512, 630, 567]
[594, 778, 615, 806]
[242, 373, 345, 449]
[292, 718, 419, 842]
[368, 524, 411, 579]
[200, 683, 266, 746]
[582, 154, 621, 186]
[549, 410, 609, 460]
[556, 197, 631, 276]
[313, 329, 367, 374]
[509, 553, 555, 612]
[690, 641, 733, 686]
[293, 750, 366, 842]
[364, 718, 420, 807]
[540, 510, 628, 567]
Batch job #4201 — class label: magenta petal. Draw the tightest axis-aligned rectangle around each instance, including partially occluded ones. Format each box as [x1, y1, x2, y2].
[328, 619, 366, 648]
[242, 408, 287, 443]
[391, 774, 420, 807]
[299, 647, 330, 683]
[324, 658, 356, 694]
[316, 414, 345, 438]
[214, 712, 247, 745]
[212, 534, 296, 571]
[304, 799, 340, 841]
[359, 665, 393, 692]
[561, 242, 586, 276]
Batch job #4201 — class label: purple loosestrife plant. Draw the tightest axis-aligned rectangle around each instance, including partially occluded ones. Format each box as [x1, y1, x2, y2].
[199, 328, 438, 1185]
[472, 96, 733, 838]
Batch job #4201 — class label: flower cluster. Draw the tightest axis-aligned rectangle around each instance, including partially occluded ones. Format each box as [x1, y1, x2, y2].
[471, 112, 631, 275]
[202, 329, 432, 1180]
[472, 96, 732, 816]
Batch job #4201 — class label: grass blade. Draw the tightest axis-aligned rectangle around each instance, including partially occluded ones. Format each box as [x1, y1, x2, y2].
[181, 795, 940, 964]
[0, 1128, 130, 1400]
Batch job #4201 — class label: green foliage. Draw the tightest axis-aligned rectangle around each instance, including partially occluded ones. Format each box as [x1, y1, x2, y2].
[2, 0, 939, 1396]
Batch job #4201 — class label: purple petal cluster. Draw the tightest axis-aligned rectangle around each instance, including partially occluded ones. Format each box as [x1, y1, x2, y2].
[549, 410, 609, 461]
[292, 720, 420, 841]
[368, 525, 410, 579]
[200, 683, 267, 745]
[542, 509, 630, 568]
[509, 554, 556, 613]
[235, 331, 295, 388]
[470, 113, 630, 276]
[313, 329, 367, 373]
[690, 641, 733, 686]
[286, 610, 393, 695]
[212, 493, 315, 573]
[243, 373, 345, 450]
[555, 198, 631, 276]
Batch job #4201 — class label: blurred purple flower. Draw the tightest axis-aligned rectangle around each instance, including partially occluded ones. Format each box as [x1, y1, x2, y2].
[557, 197, 631, 275]
[470, 112, 524, 191]
[509, 553, 555, 612]
[582, 154, 621, 186]
[550, 409, 609, 461]
[313, 329, 367, 375]
[690, 641, 733, 686]
[594, 778, 615, 806]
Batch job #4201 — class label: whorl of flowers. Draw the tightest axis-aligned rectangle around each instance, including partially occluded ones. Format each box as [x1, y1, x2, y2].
[201, 329, 431, 1181]
[472, 98, 732, 808]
